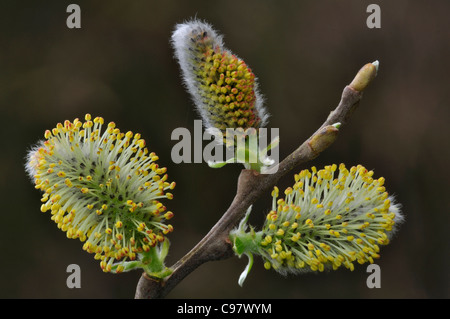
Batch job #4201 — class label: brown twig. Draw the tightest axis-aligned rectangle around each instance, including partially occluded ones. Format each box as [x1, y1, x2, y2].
[134, 62, 376, 299]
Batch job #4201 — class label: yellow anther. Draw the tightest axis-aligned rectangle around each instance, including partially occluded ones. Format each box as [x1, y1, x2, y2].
[276, 229, 285, 236]
[271, 186, 279, 197]
[138, 139, 146, 148]
[94, 117, 104, 125]
[291, 232, 301, 242]
[125, 131, 133, 139]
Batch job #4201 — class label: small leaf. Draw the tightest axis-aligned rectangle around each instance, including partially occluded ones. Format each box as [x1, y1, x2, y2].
[233, 236, 246, 256]
[238, 253, 254, 287]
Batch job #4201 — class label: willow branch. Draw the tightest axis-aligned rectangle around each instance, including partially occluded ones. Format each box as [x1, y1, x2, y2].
[135, 61, 379, 299]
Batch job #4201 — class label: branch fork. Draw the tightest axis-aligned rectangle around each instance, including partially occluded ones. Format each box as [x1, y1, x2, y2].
[135, 61, 379, 299]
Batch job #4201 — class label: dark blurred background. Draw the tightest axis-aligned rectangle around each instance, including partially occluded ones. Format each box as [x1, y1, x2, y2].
[1, 0, 448, 299]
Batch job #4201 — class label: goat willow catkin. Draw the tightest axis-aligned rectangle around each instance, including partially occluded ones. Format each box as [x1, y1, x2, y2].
[26, 114, 175, 273]
[171, 19, 269, 132]
[231, 164, 403, 280]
